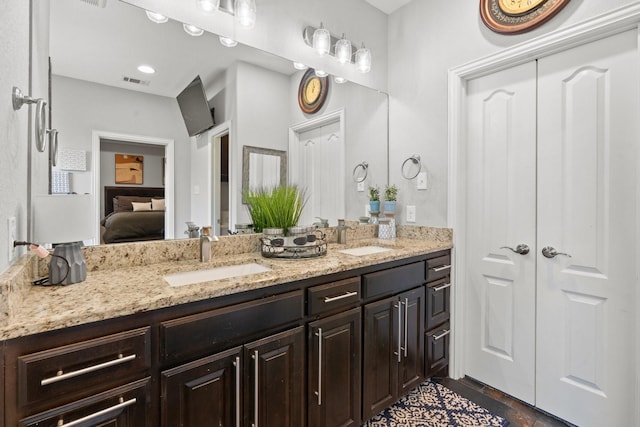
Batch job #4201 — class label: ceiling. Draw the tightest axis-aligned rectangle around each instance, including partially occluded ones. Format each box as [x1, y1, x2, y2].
[364, 0, 412, 15]
[50, 0, 295, 98]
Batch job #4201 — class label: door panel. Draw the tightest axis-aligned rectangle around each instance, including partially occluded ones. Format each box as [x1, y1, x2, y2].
[536, 29, 638, 427]
[464, 61, 537, 404]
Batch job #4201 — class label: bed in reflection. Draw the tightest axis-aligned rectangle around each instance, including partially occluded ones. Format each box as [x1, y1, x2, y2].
[100, 186, 165, 244]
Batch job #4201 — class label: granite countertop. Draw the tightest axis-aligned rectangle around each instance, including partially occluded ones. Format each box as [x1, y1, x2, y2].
[0, 227, 452, 341]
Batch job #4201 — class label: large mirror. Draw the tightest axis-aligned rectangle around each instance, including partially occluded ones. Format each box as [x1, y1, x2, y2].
[31, 0, 388, 245]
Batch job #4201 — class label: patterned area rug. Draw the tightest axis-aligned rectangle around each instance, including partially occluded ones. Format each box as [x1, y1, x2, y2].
[364, 381, 509, 427]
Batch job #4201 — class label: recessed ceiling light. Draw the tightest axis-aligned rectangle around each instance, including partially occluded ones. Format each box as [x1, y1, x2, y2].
[219, 36, 238, 47]
[183, 23, 204, 36]
[334, 76, 347, 84]
[293, 62, 308, 70]
[314, 69, 328, 77]
[145, 10, 168, 24]
[137, 65, 156, 74]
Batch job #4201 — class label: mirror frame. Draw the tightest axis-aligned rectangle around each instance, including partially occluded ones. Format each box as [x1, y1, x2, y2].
[242, 145, 287, 203]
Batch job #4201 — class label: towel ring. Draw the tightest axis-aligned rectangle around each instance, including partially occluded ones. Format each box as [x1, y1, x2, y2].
[352, 161, 369, 183]
[401, 155, 421, 180]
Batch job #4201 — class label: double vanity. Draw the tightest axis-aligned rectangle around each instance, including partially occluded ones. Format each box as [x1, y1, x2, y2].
[0, 225, 452, 426]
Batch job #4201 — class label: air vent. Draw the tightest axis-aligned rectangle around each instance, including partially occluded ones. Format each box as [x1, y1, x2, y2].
[122, 76, 150, 86]
[80, 0, 107, 7]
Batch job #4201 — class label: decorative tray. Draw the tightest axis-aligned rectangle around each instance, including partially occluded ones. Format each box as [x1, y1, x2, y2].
[260, 235, 327, 259]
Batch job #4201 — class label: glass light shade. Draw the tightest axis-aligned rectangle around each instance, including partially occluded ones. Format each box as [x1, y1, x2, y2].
[219, 36, 238, 47]
[335, 35, 352, 64]
[356, 45, 372, 73]
[183, 23, 204, 36]
[235, 0, 256, 29]
[334, 76, 347, 84]
[314, 69, 328, 77]
[196, 0, 219, 13]
[293, 62, 308, 70]
[313, 24, 331, 56]
[145, 10, 168, 24]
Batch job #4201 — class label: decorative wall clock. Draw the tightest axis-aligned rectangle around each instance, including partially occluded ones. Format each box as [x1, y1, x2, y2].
[297, 68, 329, 114]
[480, 0, 571, 34]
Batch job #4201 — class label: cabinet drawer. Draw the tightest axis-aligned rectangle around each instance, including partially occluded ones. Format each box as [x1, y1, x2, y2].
[362, 262, 425, 300]
[426, 278, 451, 330]
[425, 322, 450, 378]
[161, 290, 303, 364]
[19, 377, 151, 427]
[426, 253, 451, 282]
[17, 327, 151, 409]
[308, 277, 360, 316]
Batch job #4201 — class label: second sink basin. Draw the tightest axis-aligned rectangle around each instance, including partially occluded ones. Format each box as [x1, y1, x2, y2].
[338, 246, 394, 256]
[164, 263, 272, 287]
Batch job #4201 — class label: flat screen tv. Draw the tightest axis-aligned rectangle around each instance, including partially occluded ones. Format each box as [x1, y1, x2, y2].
[176, 75, 215, 137]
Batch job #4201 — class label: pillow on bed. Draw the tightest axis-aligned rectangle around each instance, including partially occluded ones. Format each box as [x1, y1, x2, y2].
[152, 198, 165, 211]
[114, 195, 152, 211]
[132, 201, 152, 212]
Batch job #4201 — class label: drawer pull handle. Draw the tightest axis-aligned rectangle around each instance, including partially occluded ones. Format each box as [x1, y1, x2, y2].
[433, 329, 450, 341]
[432, 265, 451, 272]
[57, 397, 136, 427]
[432, 283, 452, 292]
[41, 353, 136, 386]
[323, 291, 358, 303]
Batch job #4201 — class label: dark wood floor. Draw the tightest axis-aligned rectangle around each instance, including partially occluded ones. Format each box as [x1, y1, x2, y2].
[432, 376, 576, 427]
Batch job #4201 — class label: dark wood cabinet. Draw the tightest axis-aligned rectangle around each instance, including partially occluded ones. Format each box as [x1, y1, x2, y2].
[244, 326, 305, 427]
[18, 378, 151, 427]
[308, 307, 361, 427]
[362, 287, 425, 421]
[425, 322, 450, 378]
[161, 346, 242, 427]
[425, 250, 452, 378]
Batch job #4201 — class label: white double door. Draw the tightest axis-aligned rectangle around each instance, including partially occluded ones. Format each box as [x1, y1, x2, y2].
[464, 30, 638, 427]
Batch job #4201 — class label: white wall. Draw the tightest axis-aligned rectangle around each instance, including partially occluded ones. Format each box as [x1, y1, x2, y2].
[0, 0, 30, 273]
[50, 75, 191, 235]
[387, 0, 638, 226]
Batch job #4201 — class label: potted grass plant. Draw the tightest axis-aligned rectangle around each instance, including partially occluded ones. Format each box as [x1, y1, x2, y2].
[243, 185, 308, 233]
[368, 185, 380, 213]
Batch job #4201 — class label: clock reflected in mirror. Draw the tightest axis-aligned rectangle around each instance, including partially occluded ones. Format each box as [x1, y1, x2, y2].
[298, 68, 329, 114]
[480, 0, 571, 34]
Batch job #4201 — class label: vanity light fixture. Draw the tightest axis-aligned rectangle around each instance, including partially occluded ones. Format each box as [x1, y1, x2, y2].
[312, 23, 331, 56]
[183, 23, 204, 36]
[355, 43, 372, 73]
[137, 65, 156, 74]
[335, 34, 352, 65]
[334, 76, 347, 84]
[234, 0, 256, 29]
[314, 69, 328, 77]
[219, 36, 238, 47]
[197, 0, 219, 13]
[293, 62, 308, 70]
[145, 10, 168, 24]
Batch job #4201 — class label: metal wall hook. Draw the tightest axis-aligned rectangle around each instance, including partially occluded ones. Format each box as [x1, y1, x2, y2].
[352, 161, 368, 182]
[401, 154, 422, 180]
[12, 86, 48, 152]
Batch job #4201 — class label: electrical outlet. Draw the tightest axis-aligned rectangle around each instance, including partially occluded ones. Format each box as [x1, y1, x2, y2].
[7, 217, 16, 263]
[417, 172, 428, 190]
[357, 181, 365, 192]
[406, 205, 416, 223]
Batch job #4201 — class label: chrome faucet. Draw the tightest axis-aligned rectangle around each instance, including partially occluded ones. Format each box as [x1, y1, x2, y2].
[200, 226, 219, 262]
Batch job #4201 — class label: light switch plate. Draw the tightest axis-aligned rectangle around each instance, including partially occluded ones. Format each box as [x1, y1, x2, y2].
[417, 172, 428, 190]
[406, 205, 416, 223]
[357, 181, 365, 192]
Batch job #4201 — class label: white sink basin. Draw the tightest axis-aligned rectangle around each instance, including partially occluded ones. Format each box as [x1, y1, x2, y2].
[338, 246, 394, 256]
[164, 263, 271, 287]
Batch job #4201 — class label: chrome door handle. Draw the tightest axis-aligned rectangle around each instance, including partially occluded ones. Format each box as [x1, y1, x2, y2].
[233, 356, 241, 427]
[315, 328, 322, 406]
[500, 244, 530, 255]
[542, 246, 571, 258]
[252, 350, 259, 427]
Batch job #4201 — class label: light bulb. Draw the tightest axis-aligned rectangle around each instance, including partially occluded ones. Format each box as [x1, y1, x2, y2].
[355, 44, 371, 73]
[196, 0, 219, 13]
[219, 36, 238, 47]
[235, 0, 256, 29]
[293, 62, 308, 70]
[183, 23, 204, 36]
[313, 23, 331, 56]
[335, 35, 352, 64]
[145, 10, 168, 24]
